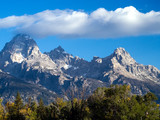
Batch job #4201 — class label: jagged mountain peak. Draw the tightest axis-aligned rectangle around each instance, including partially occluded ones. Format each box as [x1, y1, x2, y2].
[0, 34, 160, 104]
[46, 45, 73, 60]
[54, 45, 65, 53]
[3, 34, 37, 50]
[46, 46, 66, 57]
[11, 33, 37, 46]
[111, 47, 136, 65]
[114, 47, 128, 55]
[44, 46, 74, 69]
[0, 34, 40, 64]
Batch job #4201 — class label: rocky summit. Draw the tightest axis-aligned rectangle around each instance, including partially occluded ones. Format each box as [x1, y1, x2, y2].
[0, 34, 160, 104]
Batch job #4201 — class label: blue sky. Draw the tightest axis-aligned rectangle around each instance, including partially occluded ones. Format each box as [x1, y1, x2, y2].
[0, 0, 160, 69]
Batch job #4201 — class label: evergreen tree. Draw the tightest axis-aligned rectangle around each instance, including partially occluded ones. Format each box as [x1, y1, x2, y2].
[37, 98, 46, 120]
[1, 85, 160, 120]
[7, 92, 25, 120]
[0, 99, 4, 120]
[15, 92, 23, 111]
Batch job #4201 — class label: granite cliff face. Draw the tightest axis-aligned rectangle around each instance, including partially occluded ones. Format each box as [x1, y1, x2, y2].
[0, 34, 160, 103]
[0, 34, 62, 85]
[58, 47, 160, 84]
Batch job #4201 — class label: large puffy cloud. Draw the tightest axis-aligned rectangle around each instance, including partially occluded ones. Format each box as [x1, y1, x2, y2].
[0, 6, 160, 38]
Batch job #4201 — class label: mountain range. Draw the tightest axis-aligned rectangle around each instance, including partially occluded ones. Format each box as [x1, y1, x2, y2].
[0, 34, 160, 104]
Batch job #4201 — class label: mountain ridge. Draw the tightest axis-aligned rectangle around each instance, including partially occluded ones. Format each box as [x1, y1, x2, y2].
[0, 34, 160, 103]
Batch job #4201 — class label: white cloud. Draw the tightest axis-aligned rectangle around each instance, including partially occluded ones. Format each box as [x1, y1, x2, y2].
[0, 6, 160, 38]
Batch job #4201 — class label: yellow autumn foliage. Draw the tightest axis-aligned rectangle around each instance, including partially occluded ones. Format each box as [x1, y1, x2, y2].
[126, 85, 130, 90]
[157, 104, 159, 107]
[20, 109, 27, 115]
[127, 97, 131, 101]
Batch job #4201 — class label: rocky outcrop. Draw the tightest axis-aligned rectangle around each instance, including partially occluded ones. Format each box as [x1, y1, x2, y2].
[0, 34, 160, 103]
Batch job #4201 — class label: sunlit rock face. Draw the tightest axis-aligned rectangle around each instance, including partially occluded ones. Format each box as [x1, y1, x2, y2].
[44, 43, 160, 98]
[0, 34, 38, 63]
[0, 34, 62, 86]
[0, 34, 160, 103]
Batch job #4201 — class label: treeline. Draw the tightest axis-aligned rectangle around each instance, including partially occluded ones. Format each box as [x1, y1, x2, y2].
[0, 85, 160, 120]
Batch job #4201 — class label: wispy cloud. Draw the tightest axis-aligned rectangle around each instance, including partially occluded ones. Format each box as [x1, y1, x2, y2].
[0, 6, 160, 39]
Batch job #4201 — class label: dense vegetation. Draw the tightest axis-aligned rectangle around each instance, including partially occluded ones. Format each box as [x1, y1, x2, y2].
[0, 85, 160, 120]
